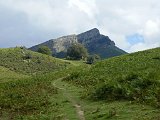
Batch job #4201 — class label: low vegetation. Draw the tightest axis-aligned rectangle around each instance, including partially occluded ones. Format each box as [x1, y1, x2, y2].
[87, 54, 101, 64]
[65, 48, 160, 107]
[37, 46, 52, 55]
[0, 63, 88, 119]
[0, 73, 60, 119]
[1, 47, 160, 119]
[0, 47, 71, 74]
[0, 66, 27, 83]
[67, 43, 88, 60]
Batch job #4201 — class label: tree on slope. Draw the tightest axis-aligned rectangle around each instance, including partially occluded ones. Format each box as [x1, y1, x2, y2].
[37, 46, 52, 55]
[67, 43, 88, 60]
[87, 54, 101, 64]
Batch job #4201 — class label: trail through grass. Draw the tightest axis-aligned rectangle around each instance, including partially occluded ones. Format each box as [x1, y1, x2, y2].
[65, 48, 160, 107]
[52, 77, 85, 120]
[52, 76, 160, 120]
[1, 47, 160, 119]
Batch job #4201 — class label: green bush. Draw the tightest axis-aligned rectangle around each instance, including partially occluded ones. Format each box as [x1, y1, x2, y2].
[37, 46, 52, 55]
[23, 53, 32, 59]
[91, 82, 126, 100]
[90, 73, 160, 107]
[87, 54, 101, 64]
[67, 43, 88, 60]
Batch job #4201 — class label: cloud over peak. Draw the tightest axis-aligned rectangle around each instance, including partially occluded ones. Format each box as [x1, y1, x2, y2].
[0, 0, 160, 52]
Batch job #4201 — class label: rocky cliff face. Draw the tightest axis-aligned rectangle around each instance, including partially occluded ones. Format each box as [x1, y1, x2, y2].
[29, 28, 127, 58]
[77, 28, 100, 43]
[77, 28, 116, 54]
[51, 35, 78, 53]
[30, 35, 78, 57]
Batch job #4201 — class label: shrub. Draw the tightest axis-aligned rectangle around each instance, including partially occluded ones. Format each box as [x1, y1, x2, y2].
[91, 81, 126, 100]
[87, 54, 101, 64]
[23, 53, 32, 60]
[90, 72, 160, 107]
[37, 46, 52, 55]
[67, 43, 88, 60]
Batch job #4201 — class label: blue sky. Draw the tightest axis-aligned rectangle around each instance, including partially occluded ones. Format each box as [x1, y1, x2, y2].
[0, 0, 160, 52]
[127, 34, 144, 45]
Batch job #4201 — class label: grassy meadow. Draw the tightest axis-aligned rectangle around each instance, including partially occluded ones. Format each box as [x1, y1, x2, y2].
[0, 47, 71, 74]
[0, 47, 160, 119]
[65, 48, 160, 107]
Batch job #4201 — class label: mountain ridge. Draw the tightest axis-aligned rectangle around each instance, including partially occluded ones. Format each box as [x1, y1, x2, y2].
[29, 28, 127, 58]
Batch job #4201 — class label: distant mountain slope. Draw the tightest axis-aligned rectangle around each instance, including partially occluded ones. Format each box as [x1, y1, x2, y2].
[0, 47, 71, 74]
[29, 28, 127, 58]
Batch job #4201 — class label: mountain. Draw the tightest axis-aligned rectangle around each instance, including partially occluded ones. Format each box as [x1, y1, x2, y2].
[29, 28, 127, 59]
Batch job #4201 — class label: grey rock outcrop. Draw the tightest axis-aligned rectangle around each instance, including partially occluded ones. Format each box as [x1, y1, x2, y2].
[29, 28, 127, 58]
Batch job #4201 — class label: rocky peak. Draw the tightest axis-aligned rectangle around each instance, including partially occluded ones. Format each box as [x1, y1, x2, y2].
[77, 28, 100, 42]
[80, 28, 100, 36]
[29, 28, 126, 58]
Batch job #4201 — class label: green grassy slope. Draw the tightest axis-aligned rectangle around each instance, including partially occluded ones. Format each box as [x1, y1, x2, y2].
[57, 77, 160, 120]
[0, 66, 28, 83]
[0, 65, 87, 120]
[0, 48, 86, 120]
[0, 60, 160, 119]
[1, 66, 159, 120]
[0, 47, 76, 119]
[0, 74, 59, 120]
[1, 47, 160, 119]
[0, 47, 71, 74]
[65, 48, 160, 107]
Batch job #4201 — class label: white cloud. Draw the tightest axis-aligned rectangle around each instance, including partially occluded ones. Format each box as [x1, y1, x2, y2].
[0, 0, 98, 33]
[95, 0, 160, 52]
[143, 20, 160, 37]
[99, 27, 131, 49]
[128, 42, 158, 53]
[129, 19, 160, 52]
[68, 0, 98, 18]
[0, 0, 99, 47]
[0, 0, 160, 51]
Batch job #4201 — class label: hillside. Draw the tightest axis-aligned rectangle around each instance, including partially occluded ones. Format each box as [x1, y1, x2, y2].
[0, 47, 160, 119]
[0, 59, 87, 120]
[0, 66, 28, 83]
[1, 65, 160, 120]
[0, 47, 71, 74]
[29, 28, 127, 58]
[65, 47, 160, 107]
[0, 48, 78, 120]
